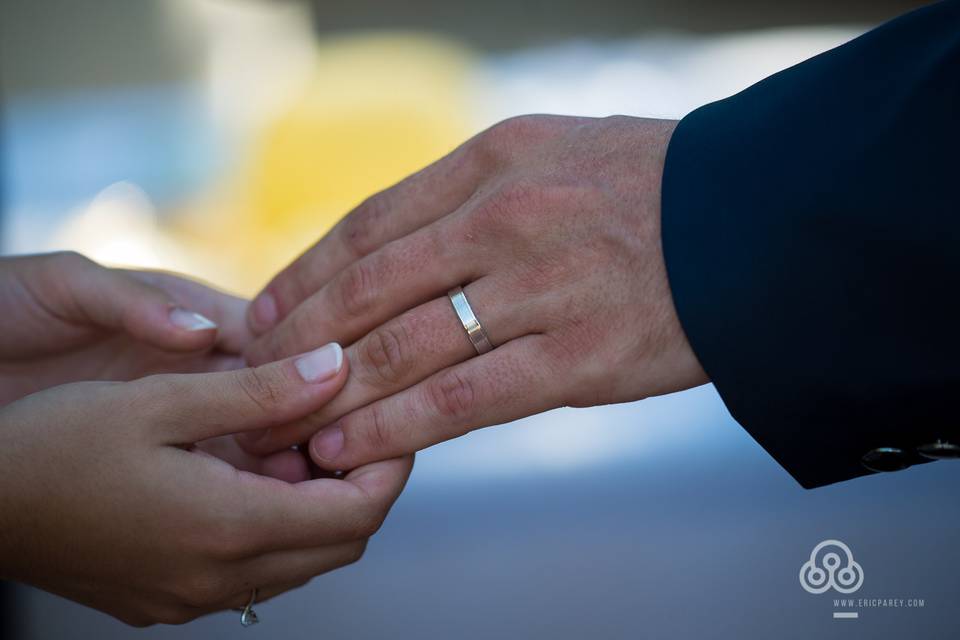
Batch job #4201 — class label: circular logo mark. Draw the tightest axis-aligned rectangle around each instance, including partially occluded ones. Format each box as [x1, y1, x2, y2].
[799, 539, 864, 594]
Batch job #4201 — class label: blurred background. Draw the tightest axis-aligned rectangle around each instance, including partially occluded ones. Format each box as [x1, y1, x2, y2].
[2, 0, 957, 638]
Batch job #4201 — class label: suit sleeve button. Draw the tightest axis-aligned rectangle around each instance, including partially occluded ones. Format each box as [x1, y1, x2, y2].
[861, 447, 911, 473]
[917, 440, 960, 460]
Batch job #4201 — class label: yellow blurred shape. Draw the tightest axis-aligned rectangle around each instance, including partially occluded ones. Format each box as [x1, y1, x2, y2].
[173, 33, 476, 295]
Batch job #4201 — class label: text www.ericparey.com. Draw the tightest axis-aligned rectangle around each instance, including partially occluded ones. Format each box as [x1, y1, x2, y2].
[834, 599, 926, 608]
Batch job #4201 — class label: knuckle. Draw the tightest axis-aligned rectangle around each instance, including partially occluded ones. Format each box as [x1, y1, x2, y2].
[470, 190, 513, 234]
[51, 250, 95, 272]
[343, 540, 369, 565]
[356, 403, 394, 454]
[473, 114, 563, 162]
[425, 370, 476, 421]
[472, 116, 534, 165]
[342, 193, 390, 258]
[153, 606, 198, 626]
[267, 305, 322, 363]
[264, 273, 303, 321]
[115, 607, 157, 628]
[121, 617, 155, 628]
[348, 509, 384, 539]
[356, 321, 414, 387]
[334, 259, 378, 319]
[485, 115, 542, 147]
[345, 495, 388, 539]
[235, 366, 284, 416]
[41, 252, 100, 302]
[602, 114, 636, 130]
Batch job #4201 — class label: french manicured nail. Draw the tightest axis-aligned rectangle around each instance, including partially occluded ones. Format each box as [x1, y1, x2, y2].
[169, 307, 217, 331]
[312, 424, 344, 461]
[251, 291, 278, 331]
[295, 343, 343, 382]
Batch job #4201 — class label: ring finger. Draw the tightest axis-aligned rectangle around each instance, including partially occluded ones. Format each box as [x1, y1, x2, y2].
[200, 540, 366, 619]
[239, 276, 540, 455]
[244, 214, 479, 367]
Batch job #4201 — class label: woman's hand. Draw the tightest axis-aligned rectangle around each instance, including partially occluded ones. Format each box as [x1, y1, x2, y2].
[239, 115, 708, 469]
[0, 252, 254, 405]
[0, 345, 413, 627]
[0, 251, 315, 481]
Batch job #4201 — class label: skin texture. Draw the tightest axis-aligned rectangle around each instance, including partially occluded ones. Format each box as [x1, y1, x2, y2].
[241, 114, 709, 470]
[0, 253, 414, 625]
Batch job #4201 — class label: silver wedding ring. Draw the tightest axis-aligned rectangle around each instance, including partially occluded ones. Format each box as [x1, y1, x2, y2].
[448, 286, 494, 355]
[239, 588, 259, 627]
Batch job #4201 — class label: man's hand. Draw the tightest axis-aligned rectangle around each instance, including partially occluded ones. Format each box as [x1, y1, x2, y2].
[242, 115, 709, 470]
[0, 345, 413, 626]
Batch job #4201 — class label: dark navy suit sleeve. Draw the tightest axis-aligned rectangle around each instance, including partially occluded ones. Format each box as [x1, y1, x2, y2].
[660, 0, 960, 488]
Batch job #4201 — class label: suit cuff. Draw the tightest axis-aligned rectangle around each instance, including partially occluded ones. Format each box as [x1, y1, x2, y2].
[659, 105, 927, 489]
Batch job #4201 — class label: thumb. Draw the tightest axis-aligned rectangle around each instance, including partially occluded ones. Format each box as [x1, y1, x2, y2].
[48, 252, 221, 353]
[139, 342, 347, 444]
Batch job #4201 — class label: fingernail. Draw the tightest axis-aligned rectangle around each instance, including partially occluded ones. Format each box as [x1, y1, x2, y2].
[312, 424, 344, 461]
[251, 291, 278, 331]
[169, 307, 218, 331]
[294, 343, 343, 382]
